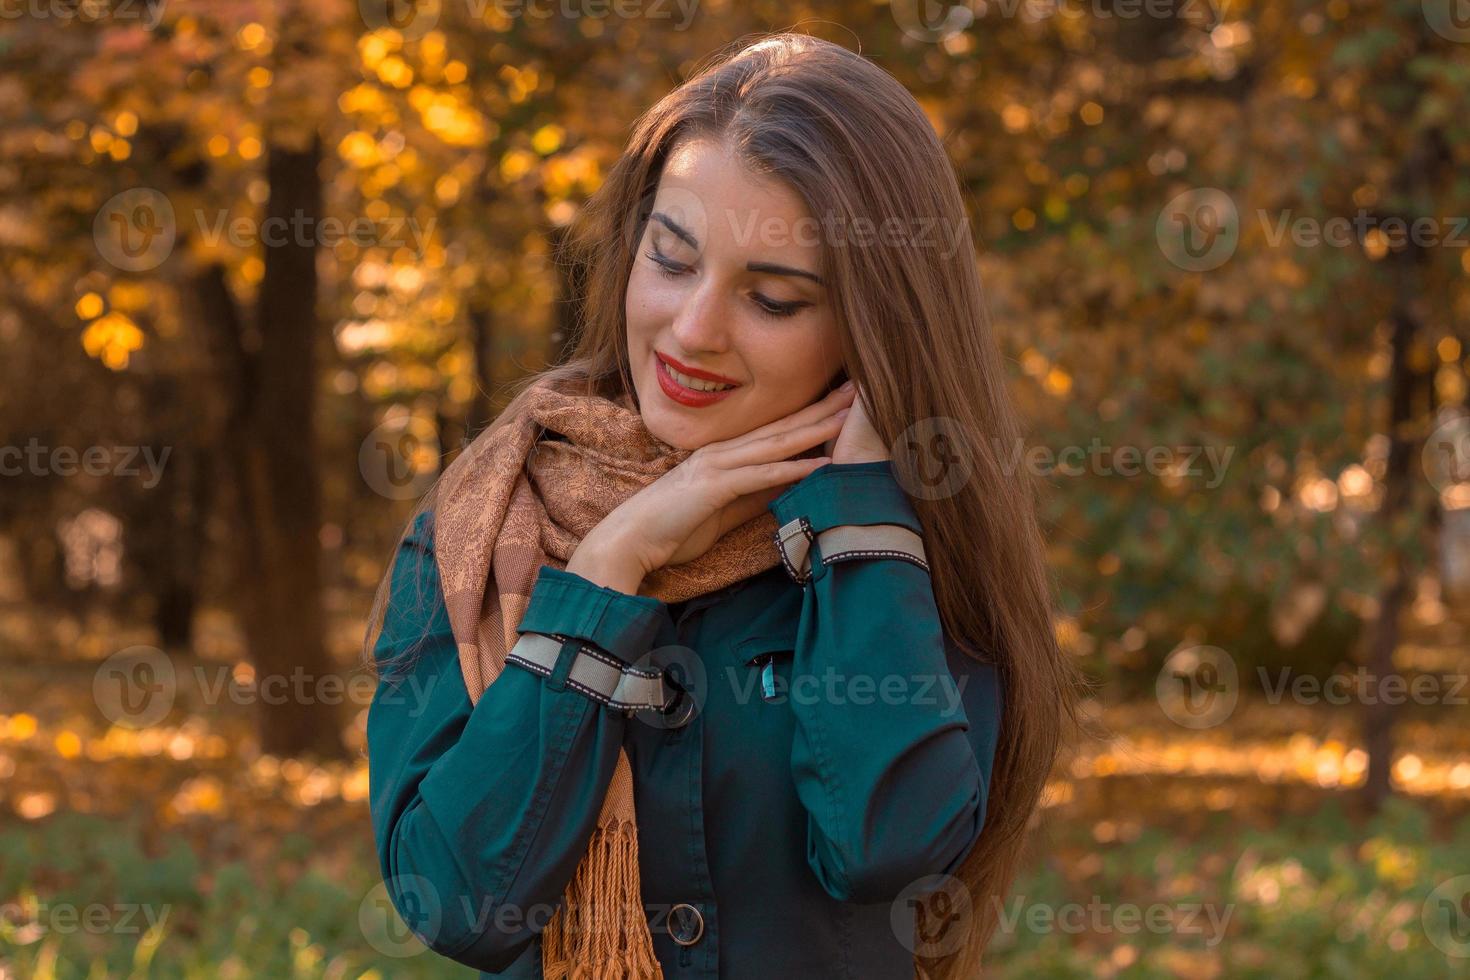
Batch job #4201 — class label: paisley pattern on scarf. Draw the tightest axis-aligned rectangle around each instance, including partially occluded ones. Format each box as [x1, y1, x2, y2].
[430, 371, 781, 977]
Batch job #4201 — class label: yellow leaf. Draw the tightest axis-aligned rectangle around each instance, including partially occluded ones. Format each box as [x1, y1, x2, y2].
[532, 124, 564, 155]
[54, 731, 81, 759]
[81, 311, 144, 369]
[75, 292, 104, 319]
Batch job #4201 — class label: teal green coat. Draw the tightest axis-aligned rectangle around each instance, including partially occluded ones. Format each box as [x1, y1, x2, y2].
[368, 460, 1004, 978]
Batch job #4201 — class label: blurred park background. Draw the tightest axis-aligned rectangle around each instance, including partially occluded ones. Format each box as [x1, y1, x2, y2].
[4, 0, 1470, 976]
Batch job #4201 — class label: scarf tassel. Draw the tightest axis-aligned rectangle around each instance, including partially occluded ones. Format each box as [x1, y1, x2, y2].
[542, 817, 665, 980]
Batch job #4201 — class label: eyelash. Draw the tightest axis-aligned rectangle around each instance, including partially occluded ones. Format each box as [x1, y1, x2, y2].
[643, 249, 808, 320]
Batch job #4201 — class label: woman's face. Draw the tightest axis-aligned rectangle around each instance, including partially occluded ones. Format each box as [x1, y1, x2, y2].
[625, 136, 846, 450]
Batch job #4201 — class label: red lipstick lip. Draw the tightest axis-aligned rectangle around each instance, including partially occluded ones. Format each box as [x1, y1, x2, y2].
[655, 350, 742, 386]
[654, 352, 740, 407]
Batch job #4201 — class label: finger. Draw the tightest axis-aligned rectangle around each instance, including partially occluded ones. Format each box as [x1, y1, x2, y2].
[716, 485, 787, 534]
[709, 383, 855, 452]
[721, 456, 831, 499]
[716, 411, 848, 469]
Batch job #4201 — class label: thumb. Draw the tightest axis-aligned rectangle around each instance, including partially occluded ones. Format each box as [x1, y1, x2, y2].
[719, 485, 787, 534]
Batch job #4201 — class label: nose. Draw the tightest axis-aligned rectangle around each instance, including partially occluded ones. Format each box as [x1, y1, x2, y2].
[668, 279, 731, 355]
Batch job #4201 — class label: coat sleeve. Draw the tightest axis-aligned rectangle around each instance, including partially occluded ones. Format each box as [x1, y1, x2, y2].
[767, 461, 1005, 904]
[367, 511, 669, 972]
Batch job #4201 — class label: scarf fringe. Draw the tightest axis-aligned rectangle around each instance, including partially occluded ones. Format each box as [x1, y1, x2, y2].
[542, 817, 665, 980]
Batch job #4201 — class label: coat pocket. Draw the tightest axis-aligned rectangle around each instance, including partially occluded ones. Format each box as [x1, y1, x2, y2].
[735, 634, 795, 704]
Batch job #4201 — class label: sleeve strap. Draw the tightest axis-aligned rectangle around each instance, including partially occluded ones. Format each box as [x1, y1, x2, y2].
[774, 517, 929, 586]
[506, 631, 691, 724]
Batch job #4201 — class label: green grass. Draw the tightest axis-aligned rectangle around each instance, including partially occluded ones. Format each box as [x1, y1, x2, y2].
[0, 812, 473, 979]
[990, 796, 1470, 978]
[4, 796, 1470, 978]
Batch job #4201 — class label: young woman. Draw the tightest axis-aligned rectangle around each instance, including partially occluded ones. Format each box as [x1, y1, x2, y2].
[365, 32, 1082, 980]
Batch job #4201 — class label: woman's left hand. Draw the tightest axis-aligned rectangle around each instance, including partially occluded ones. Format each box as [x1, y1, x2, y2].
[825, 383, 890, 464]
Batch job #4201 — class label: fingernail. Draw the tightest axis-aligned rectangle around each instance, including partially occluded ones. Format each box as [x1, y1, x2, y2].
[840, 379, 855, 392]
[835, 408, 850, 419]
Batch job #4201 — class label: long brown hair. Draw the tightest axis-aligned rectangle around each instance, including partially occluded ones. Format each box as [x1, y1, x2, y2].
[364, 30, 1087, 977]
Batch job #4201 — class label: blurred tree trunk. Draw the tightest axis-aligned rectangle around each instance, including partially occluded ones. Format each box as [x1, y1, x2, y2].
[1360, 298, 1421, 810]
[125, 438, 204, 651]
[152, 117, 340, 756]
[229, 134, 343, 758]
[1360, 72, 1445, 810]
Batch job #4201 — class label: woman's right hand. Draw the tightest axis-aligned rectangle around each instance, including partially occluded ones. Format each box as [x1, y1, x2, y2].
[567, 381, 857, 593]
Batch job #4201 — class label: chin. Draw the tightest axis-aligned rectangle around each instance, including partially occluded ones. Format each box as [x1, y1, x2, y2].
[632, 370, 734, 451]
[641, 406, 718, 451]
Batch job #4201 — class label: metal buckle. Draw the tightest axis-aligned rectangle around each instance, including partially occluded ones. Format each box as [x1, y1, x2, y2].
[658, 674, 696, 728]
[775, 516, 815, 584]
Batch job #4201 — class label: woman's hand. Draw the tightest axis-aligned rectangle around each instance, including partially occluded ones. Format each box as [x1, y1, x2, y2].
[827, 383, 890, 464]
[568, 382, 858, 593]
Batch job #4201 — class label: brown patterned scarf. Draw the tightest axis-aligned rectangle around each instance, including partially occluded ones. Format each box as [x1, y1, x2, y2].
[430, 371, 781, 978]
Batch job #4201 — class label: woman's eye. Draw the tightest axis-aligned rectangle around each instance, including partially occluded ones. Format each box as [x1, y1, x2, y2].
[644, 247, 807, 319]
[752, 293, 808, 319]
[644, 249, 690, 278]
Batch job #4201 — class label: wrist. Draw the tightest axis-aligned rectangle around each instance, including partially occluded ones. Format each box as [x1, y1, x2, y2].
[830, 449, 890, 465]
[567, 528, 645, 595]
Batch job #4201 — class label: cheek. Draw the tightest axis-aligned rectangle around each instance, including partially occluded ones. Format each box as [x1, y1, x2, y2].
[748, 322, 841, 406]
[625, 266, 682, 341]
[624, 265, 655, 337]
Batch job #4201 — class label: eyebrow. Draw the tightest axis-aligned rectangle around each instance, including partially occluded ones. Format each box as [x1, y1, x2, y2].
[650, 210, 826, 287]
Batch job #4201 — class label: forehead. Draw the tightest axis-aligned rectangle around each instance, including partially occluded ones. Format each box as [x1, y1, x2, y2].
[654, 137, 815, 242]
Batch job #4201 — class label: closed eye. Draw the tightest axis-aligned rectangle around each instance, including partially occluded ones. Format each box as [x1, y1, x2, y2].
[750, 293, 809, 319]
[645, 249, 691, 278]
[645, 248, 811, 320]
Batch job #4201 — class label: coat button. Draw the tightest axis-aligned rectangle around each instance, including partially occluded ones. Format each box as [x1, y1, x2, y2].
[661, 684, 696, 729]
[668, 903, 704, 946]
